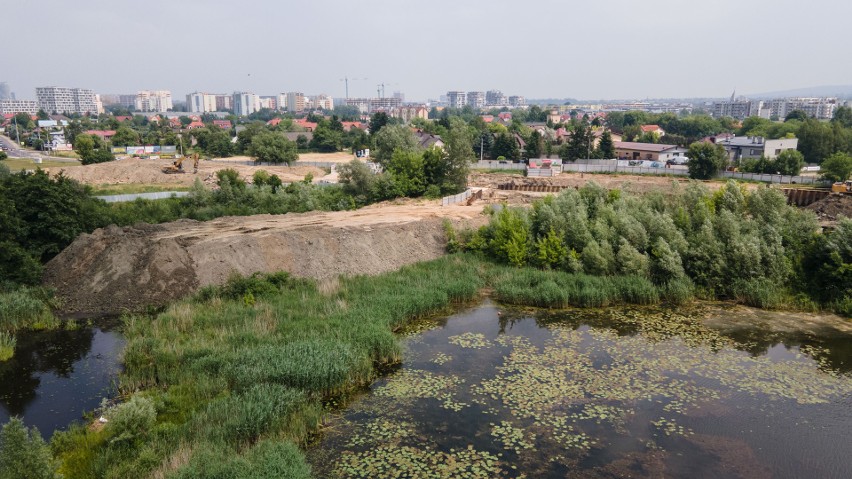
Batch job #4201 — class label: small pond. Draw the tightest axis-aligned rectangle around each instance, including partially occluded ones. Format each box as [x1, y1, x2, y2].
[0, 321, 125, 436]
[308, 301, 852, 478]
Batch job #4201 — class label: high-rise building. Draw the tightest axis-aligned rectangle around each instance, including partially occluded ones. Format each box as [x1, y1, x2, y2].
[36, 86, 98, 115]
[233, 92, 260, 116]
[447, 91, 466, 109]
[258, 96, 277, 110]
[486, 90, 507, 106]
[0, 82, 10, 100]
[509, 96, 525, 107]
[0, 99, 39, 115]
[215, 94, 232, 111]
[310, 94, 334, 110]
[186, 92, 219, 112]
[768, 97, 837, 120]
[390, 105, 429, 123]
[467, 91, 485, 109]
[118, 94, 136, 109]
[286, 92, 306, 112]
[135, 90, 173, 112]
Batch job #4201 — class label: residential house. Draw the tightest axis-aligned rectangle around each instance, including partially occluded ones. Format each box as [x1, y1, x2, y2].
[614, 141, 688, 162]
[414, 130, 444, 149]
[185, 121, 205, 130]
[640, 124, 665, 137]
[213, 120, 232, 129]
[85, 130, 117, 141]
[715, 136, 798, 162]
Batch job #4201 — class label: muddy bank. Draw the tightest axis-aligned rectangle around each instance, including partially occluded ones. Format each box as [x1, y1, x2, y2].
[43, 204, 486, 315]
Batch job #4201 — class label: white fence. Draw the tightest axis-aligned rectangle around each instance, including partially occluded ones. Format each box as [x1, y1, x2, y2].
[95, 191, 189, 203]
[527, 168, 557, 177]
[471, 160, 526, 170]
[441, 188, 482, 206]
[561, 160, 826, 185]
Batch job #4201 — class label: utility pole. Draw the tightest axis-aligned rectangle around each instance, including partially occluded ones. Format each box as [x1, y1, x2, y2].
[13, 115, 20, 146]
[480, 136, 484, 162]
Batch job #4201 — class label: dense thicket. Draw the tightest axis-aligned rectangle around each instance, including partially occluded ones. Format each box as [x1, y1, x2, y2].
[456, 181, 849, 312]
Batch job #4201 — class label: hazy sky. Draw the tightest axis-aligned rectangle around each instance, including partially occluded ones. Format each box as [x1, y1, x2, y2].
[2, 0, 850, 102]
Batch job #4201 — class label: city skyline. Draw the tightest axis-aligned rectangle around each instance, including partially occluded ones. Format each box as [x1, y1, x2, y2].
[2, 0, 851, 102]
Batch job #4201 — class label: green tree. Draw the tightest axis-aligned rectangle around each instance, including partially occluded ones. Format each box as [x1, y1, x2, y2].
[636, 131, 660, 144]
[598, 130, 615, 159]
[686, 142, 727, 179]
[110, 126, 139, 147]
[560, 122, 594, 161]
[832, 105, 852, 129]
[310, 120, 343, 152]
[372, 124, 418, 166]
[785, 109, 809, 122]
[491, 132, 519, 160]
[337, 159, 376, 204]
[820, 152, 852, 182]
[248, 131, 298, 165]
[36, 109, 49, 121]
[386, 149, 426, 197]
[369, 112, 389, 137]
[13, 113, 33, 130]
[774, 149, 805, 176]
[797, 118, 836, 163]
[525, 130, 544, 159]
[0, 152, 6, 161]
[0, 418, 56, 479]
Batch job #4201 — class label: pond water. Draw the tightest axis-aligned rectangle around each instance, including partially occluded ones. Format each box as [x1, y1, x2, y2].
[308, 301, 852, 478]
[0, 322, 125, 436]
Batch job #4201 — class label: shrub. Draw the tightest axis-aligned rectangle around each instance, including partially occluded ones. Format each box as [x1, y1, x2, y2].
[105, 395, 157, 443]
[0, 333, 15, 361]
[0, 418, 55, 479]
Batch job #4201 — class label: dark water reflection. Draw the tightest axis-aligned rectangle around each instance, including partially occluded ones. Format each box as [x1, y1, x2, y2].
[0, 321, 124, 436]
[309, 301, 852, 479]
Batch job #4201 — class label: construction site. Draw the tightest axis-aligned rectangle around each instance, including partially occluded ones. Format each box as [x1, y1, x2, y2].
[41, 155, 852, 315]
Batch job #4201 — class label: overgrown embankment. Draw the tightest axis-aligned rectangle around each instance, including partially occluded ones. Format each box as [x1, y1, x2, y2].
[43, 204, 486, 315]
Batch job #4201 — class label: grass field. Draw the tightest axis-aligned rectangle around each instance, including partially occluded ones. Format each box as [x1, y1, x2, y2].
[1, 158, 81, 171]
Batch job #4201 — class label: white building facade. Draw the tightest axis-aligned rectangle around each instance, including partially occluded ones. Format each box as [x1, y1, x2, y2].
[36, 86, 99, 115]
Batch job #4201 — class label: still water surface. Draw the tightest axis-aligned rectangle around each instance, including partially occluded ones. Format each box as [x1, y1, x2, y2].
[309, 301, 852, 478]
[0, 322, 124, 436]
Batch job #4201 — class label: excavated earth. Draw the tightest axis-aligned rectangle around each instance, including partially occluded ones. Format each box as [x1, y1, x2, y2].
[43, 202, 486, 315]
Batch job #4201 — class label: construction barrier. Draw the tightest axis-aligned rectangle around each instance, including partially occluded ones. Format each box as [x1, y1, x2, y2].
[441, 189, 483, 206]
[782, 188, 830, 206]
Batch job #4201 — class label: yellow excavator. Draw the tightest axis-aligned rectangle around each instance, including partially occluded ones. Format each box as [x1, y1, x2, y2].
[161, 153, 200, 174]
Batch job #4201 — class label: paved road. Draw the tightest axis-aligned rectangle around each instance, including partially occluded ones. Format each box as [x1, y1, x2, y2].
[0, 134, 79, 162]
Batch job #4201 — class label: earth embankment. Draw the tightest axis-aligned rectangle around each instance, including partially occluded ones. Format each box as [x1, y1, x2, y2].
[43, 202, 486, 315]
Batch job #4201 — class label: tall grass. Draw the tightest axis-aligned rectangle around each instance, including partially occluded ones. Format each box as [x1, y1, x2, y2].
[492, 267, 662, 308]
[54, 254, 484, 478]
[0, 332, 15, 361]
[0, 286, 57, 332]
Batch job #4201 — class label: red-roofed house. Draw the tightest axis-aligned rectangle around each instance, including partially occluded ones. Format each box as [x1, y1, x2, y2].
[640, 125, 665, 136]
[267, 118, 282, 127]
[115, 116, 132, 122]
[169, 117, 182, 128]
[86, 130, 117, 141]
[185, 121, 205, 130]
[213, 120, 232, 129]
[341, 121, 365, 132]
[293, 118, 317, 131]
[498, 112, 512, 121]
[481, 115, 494, 123]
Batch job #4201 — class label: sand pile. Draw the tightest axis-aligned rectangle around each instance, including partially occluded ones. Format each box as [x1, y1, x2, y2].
[43, 203, 486, 315]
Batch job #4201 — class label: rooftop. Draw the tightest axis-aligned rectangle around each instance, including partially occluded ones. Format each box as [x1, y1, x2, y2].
[614, 141, 680, 152]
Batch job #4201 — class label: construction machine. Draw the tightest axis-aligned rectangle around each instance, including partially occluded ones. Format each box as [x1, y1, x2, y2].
[161, 153, 200, 174]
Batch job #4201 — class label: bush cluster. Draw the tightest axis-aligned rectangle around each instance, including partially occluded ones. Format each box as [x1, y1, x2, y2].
[459, 181, 849, 311]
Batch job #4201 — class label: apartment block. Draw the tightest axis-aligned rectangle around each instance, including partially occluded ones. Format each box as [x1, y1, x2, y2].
[447, 91, 466, 109]
[390, 105, 428, 123]
[509, 96, 525, 107]
[0, 99, 39, 115]
[285, 92, 305, 112]
[186, 92, 219, 113]
[486, 90, 507, 106]
[467, 91, 485, 109]
[233, 92, 260, 116]
[259, 96, 277, 110]
[36, 86, 98, 115]
[135, 90, 173, 112]
[310, 94, 334, 110]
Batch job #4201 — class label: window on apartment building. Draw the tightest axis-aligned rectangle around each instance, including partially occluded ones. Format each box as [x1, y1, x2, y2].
[775, 149, 781, 155]
[750, 149, 758, 155]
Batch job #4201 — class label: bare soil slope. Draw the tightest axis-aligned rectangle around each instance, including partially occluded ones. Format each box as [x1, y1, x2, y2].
[46, 158, 325, 187]
[806, 193, 852, 223]
[44, 202, 486, 315]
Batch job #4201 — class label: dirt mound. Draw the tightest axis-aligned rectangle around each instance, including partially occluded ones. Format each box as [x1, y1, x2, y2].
[45, 157, 325, 187]
[469, 172, 760, 194]
[806, 193, 852, 222]
[43, 203, 486, 315]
